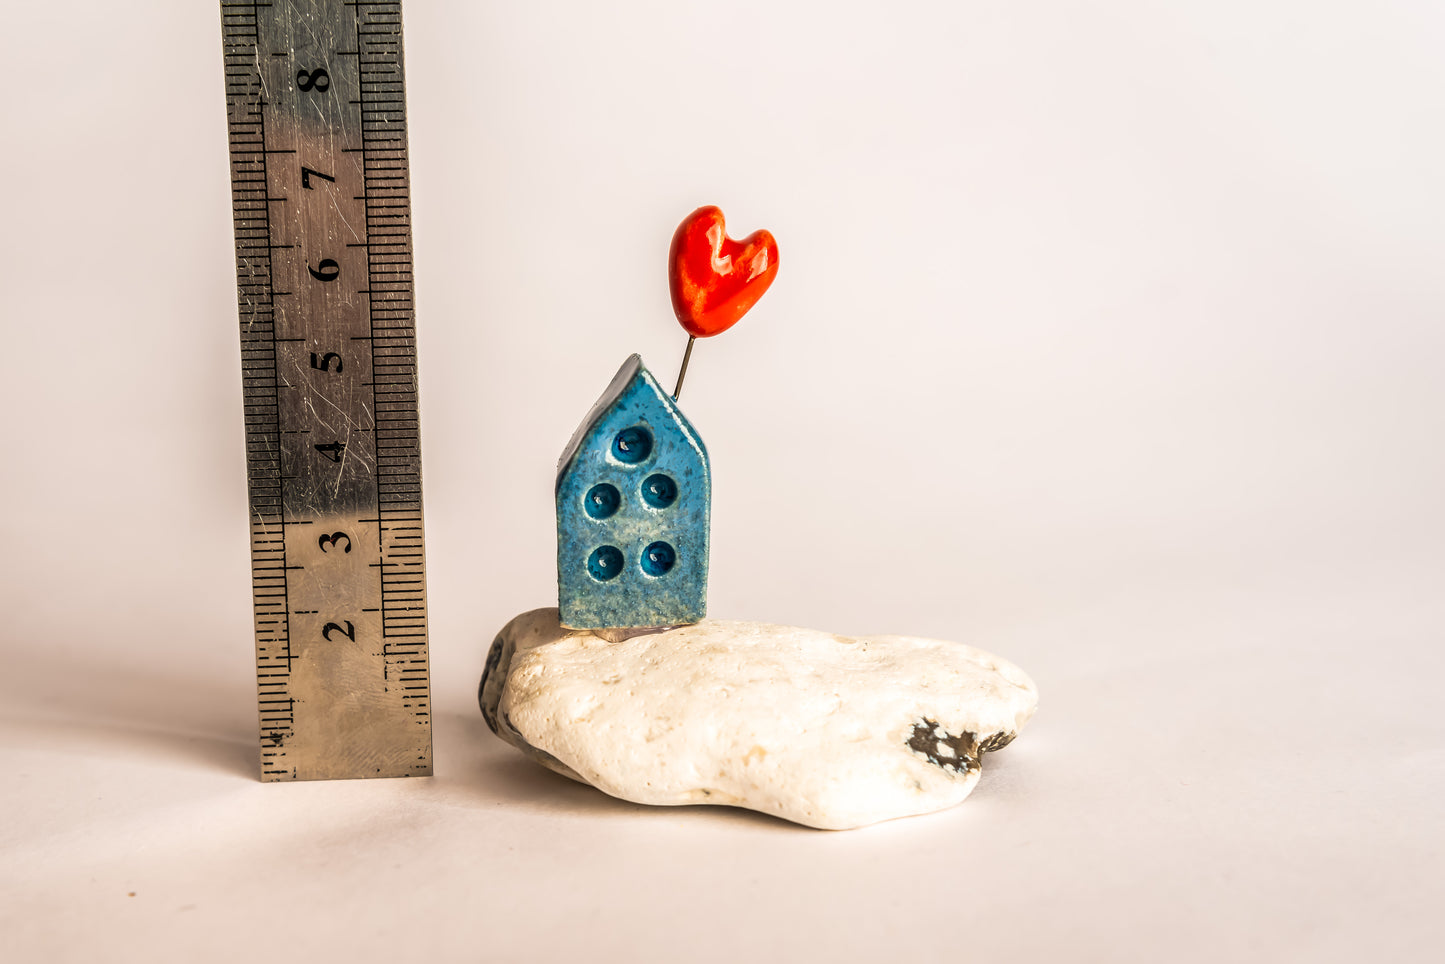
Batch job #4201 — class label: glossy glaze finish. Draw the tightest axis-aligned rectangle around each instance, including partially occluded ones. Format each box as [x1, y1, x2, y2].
[556, 355, 710, 629]
[668, 205, 779, 338]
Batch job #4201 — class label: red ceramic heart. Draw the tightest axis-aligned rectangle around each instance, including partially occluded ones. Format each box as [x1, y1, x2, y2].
[668, 205, 779, 338]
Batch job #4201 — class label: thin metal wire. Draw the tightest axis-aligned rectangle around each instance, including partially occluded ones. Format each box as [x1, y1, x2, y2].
[673, 335, 696, 400]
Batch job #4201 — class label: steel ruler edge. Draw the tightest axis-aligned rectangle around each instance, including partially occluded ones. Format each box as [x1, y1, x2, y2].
[221, 0, 432, 781]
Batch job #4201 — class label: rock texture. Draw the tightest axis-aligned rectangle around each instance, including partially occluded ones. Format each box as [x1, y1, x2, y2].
[480, 608, 1038, 830]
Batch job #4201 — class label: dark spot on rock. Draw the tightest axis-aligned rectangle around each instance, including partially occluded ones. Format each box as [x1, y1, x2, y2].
[906, 719, 981, 776]
[978, 730, 1017, 754]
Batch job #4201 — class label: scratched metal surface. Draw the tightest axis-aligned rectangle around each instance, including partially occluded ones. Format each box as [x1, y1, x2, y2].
[222, 0, 431, 780]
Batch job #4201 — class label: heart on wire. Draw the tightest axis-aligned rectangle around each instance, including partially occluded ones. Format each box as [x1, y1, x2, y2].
[668, 205, 779, 339]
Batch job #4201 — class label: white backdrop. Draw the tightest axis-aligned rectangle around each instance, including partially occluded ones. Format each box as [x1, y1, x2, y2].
[1, 1, 1441, 961]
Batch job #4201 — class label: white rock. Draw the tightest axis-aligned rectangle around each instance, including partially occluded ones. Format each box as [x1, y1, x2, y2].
[479, 608, 1038, 830]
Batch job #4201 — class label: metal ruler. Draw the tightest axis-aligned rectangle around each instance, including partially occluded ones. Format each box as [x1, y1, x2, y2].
[221, 0, 431, 780]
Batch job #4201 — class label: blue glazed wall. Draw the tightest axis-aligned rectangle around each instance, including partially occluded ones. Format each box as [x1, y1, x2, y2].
[556, 356, 710, 629]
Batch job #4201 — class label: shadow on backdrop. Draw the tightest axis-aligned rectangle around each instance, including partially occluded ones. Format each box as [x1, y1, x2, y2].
[3, 646, 256, 779]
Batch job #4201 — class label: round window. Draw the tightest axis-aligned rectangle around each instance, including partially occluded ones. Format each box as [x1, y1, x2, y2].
[584, 483, 621, 519]
[641, 474, 677, 509]
[640, 541, 676, 577]
[611, 426, 653, 464]
[587, 545, 624, 581]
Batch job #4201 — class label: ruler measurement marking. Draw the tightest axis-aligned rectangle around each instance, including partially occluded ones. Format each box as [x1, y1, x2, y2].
[355, 1, 431, 765]
[228, 6, 293, 728]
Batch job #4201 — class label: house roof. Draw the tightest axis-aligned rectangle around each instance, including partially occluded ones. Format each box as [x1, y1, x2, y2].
[555, 353, 703, 490]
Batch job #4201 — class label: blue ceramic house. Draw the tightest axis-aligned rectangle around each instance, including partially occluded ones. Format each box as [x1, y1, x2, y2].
[556, 354, 710, 629]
